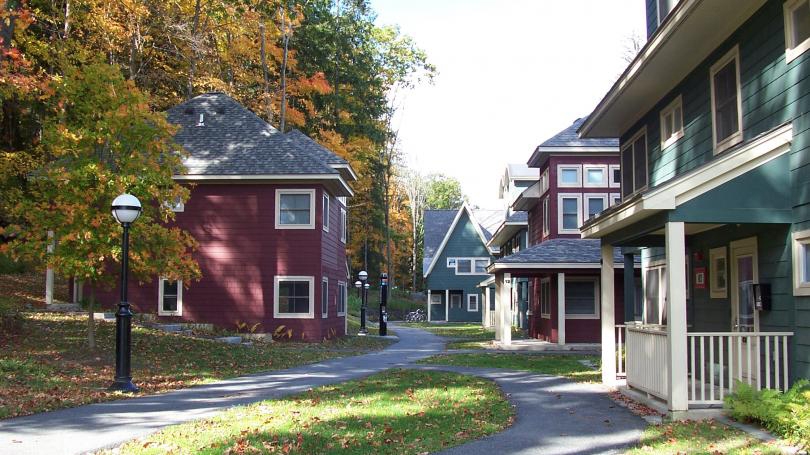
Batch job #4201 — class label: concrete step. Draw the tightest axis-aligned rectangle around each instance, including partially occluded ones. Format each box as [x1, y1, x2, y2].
[214, 336, 242, 344]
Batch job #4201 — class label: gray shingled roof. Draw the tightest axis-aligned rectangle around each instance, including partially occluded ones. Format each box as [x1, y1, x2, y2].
[506, 211, 528, 223]
[167, 93, 339, 176]
[495, 239, 626, 265]
[537, 118, 619, 149]
[423, 210, 457, 270]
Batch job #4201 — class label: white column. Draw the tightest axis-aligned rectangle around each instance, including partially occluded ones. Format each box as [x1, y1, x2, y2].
[601, 244, 616, 385]
[501, 273, 512, 345]
[557, 273, 566, 345]
[427, 290, 432, 322]
[45, 230, 55, 306]
[666, 221, 689, 415]
[482, 287, 489, 326]
[445, 289, 449, 322]
[494, 275, 502, 341]
[72, 278, 83, 303]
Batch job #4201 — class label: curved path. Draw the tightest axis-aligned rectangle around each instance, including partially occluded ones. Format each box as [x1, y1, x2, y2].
[0, 324, 646, 455]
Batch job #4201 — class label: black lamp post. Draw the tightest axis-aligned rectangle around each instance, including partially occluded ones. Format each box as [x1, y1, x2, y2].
[109, 193, 142, 393]
[379, 273, 388, 336]
[357, 270, 368, 335]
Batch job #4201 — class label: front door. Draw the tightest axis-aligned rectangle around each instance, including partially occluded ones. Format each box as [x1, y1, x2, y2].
[429, 292, 444, 322]
[730, 237, 759, 384]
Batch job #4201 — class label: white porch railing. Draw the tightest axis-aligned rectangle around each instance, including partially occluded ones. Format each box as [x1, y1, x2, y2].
[687, 332, 794, 406]
[615, 325, 626, 378]
[626, 326, 669, 400]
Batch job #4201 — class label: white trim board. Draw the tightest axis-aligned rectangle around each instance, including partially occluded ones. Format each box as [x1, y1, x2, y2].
[172, 173, 355, 197]
[423, 204, 493, 277]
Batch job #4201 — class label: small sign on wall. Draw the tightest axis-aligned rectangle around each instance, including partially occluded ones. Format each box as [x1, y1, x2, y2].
[694, 267, 706, 289]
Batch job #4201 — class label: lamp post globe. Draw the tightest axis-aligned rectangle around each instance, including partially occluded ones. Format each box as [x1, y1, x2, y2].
[357, 271, 369, 336]
[358, 270, 368, 282]
[109, 193, 142, 393]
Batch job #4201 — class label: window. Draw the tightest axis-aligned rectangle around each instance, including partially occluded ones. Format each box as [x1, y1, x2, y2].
[558, 193, 582, 234]
[557, 165, 582, 187]
[276, 189, 315, 229]
[710, 46, 743, 153]
[541, 169, 550, 193]
[610, 193, 621, 206]
[540, 278, 551, 318]
[337, 281, 347, 315]
[322, 194, 330, 232]
[542, 197, 550, 237]
[340, 208, 347, 243]
[565, 278, 599, 319]
[620, 129, 648, 198]
[609, 165, 621, 188]
[158, 278, 182, 316]
[274, 276, 314, 318]
[450, 294, 462, 309]
[457, 259, 472, 274]
[643, 264, 667, 325]
[583, 165, 608, 188]
[584, 194, 608, 220]
[474, 259, 489, 273]
[166, 196, 184, 213]
[785, 0, 810, 62]
[321, 277, 328, 317]
[447, 258, 457, 268]
[657, 0, 677, 25]
[792, 229, 810, 295]
[430, 293, 442, 304]
[660, 96, 684, 148]
[467, 294, 479, 312]
[709, 247, 728, 299]
[452, 257, 490, 275]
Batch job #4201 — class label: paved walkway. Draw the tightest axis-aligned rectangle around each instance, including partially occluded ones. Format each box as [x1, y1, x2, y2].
[0, 324, 646, 455]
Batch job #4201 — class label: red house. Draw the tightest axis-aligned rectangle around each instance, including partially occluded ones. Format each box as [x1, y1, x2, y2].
[84, 93, 355, 340]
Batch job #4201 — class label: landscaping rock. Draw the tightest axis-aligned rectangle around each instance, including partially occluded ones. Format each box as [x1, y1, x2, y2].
[215, 336, 242, 344]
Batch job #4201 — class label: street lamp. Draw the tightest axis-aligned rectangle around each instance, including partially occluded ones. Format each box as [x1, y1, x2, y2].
[109, 193, 142, 393]
[358, 270, 368, 336]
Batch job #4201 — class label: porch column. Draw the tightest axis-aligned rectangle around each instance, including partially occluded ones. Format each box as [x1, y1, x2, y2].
[665, 222, 689, 415]
[483, 287, 490, 326]
[623, 252, 636, 323]
[494, 274, 503, 341]
[427, 290, 432, 322]
[501, 273, 512, 345]
[45, 230, 54, 306]
[445, 289, 449, 322]
[601, 244, 616, 385]
[557, 273, 565, 345]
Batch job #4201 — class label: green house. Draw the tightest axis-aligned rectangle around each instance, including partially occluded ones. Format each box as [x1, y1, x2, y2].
[579, 0, 810, 418]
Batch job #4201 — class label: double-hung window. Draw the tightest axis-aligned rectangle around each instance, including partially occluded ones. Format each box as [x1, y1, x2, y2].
[660, 96, 684, 149]
[274, 276, 314, 318]
[467, 294, 479, 312]
[457, 259, 472, 274]
[451, 257, 490, 275]
[322, 194, 330, 232]
[710, 46, 743, 153]
[565, 278, 599, 319]
[276, 189, 315, 229]
[584, 194, 608, 220]
[540, 278, 551, 318]
[792, 229, 810, 295]
[158, 278, 182, 316]
[785, 0, 810, 62]
[620, 129, 648, 198]
[337, 281, 347, 315]
[558, 193, 582, 234]
[321, 277, 328, 317]
[643, 264, 667, 325]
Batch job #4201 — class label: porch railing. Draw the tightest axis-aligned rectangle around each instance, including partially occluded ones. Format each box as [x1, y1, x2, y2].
[626, 326, 669, 400]
[615, 325, 626, 378]
[687, 332, 793, 406]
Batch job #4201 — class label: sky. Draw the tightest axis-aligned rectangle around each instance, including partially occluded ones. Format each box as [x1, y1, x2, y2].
[369, 0, 647, 209]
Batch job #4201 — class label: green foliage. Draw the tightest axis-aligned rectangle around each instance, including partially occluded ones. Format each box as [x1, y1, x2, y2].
[0, 252, 26, 274]
[0, 296, 24, 338]
[725, 380, 810, 449]
[426, 174, 466, 209]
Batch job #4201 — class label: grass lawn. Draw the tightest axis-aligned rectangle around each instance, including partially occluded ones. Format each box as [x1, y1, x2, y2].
[418, 353, 600, 383]
[406, 322, 525, 349]
[107, 369, 514, 455]
[627, 420, 783, 454]
[0, 312, 393, 419]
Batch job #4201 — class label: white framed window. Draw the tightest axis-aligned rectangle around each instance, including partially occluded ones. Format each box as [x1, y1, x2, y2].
[784, 0, 810, 62]
[540, 277, 551, 318]
[541, 169, 550, 193]
[657, 0, 677, 25]
[450, 294, 462, 309]
[430, 293, 442, 304]
[660, 95, 684, 149]
[557, 165, 582, 188]
[620, 128, 648, 198]
[337, 281, 347, 315]
[610, 193, 621, 206]
[158, 278, 182, 316]
[643, 261, 667, 325]
[274, 276, 315, 319]
[583, 165, 608, 188]
[321, 277, 328, 318]
[322, 194, 330, 232]
[609, 165, 621, 188]
[276, 189, 315, 229]
[340, 207, 347, 243]
[447, 258, 457, 268]
[709, 247, 728, 299]
[474, 259, 489, 273]
[457, 259, 472, 274]
[792, 229, 810, 295]
[565, 277, 599, 319]
[710, 45, 743, 154]
[584, 193, 608, 220]
[542, 197, 550, 237]
[557, 193, 582, 234]
[467, 294, 479, 312]
[452, 257, 490, 275]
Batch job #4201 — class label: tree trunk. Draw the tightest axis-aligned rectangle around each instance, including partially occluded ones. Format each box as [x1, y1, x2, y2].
[87, 287, 96, 349]
[278, 5, 290, 133]
[63, 0, 70, 38]
[187, 0, 202, 98]
[259, 23, 272, 124]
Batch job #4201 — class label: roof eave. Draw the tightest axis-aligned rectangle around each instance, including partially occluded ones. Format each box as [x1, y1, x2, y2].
[173, 173, 355, 197]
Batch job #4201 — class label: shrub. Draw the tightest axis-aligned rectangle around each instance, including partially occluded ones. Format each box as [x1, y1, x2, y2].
[725, 379, 810, 450]
[0, 252, 27, 274]
[0, 297, 25, 337]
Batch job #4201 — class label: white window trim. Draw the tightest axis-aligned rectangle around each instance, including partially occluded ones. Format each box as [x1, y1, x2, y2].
[660, 95, 685, 149]
[541, 169, 550, 194]
[540, 277, 551, 319]
[340, 207, 347, 243]
[542, 197, 550, 237]
[275, 189, 316, 230]
[158, 277, 183, 316]
[792, 229, 810, 296]
[467, 294, 479, 312]
[453, 257, 491, 276]
[450, 293, 462, 309]
[447, 258, 457, 267]
[784, 0, 810, 63]
[557, 193, 583, 234]
[337, 281, 347, 316]
[583, 164, 608, 188]
[642, 260, 668, 325]
[322, 194, 330, 232]
[430, 293, 442, 304]
[584, 193, 609, 220]
[621, 127, 649, 198]
[657, 0, 674, 26]
[610, 193, 621, 206]
[608, 165, 621, 188]
[564, 277, 600, 319]
[557, 164, 583, 188]
[273, 275, 315, 319]
[709, 246, 728, 299]
[710, 45, 744, 155]
[321, 277, 329, 318]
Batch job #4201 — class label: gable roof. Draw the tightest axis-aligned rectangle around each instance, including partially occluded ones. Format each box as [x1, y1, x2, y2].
[422, 205, 501, 277]
[528, 117, 619, 167]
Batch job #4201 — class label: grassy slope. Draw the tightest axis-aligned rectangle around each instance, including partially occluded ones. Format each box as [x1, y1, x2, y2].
[628, 420, 782, 454]
[407, 322, 525, 349]
[418, 353, 600, 383]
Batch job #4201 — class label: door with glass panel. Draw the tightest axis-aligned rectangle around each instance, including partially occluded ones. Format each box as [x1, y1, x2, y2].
[730, 237, 759, 384]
